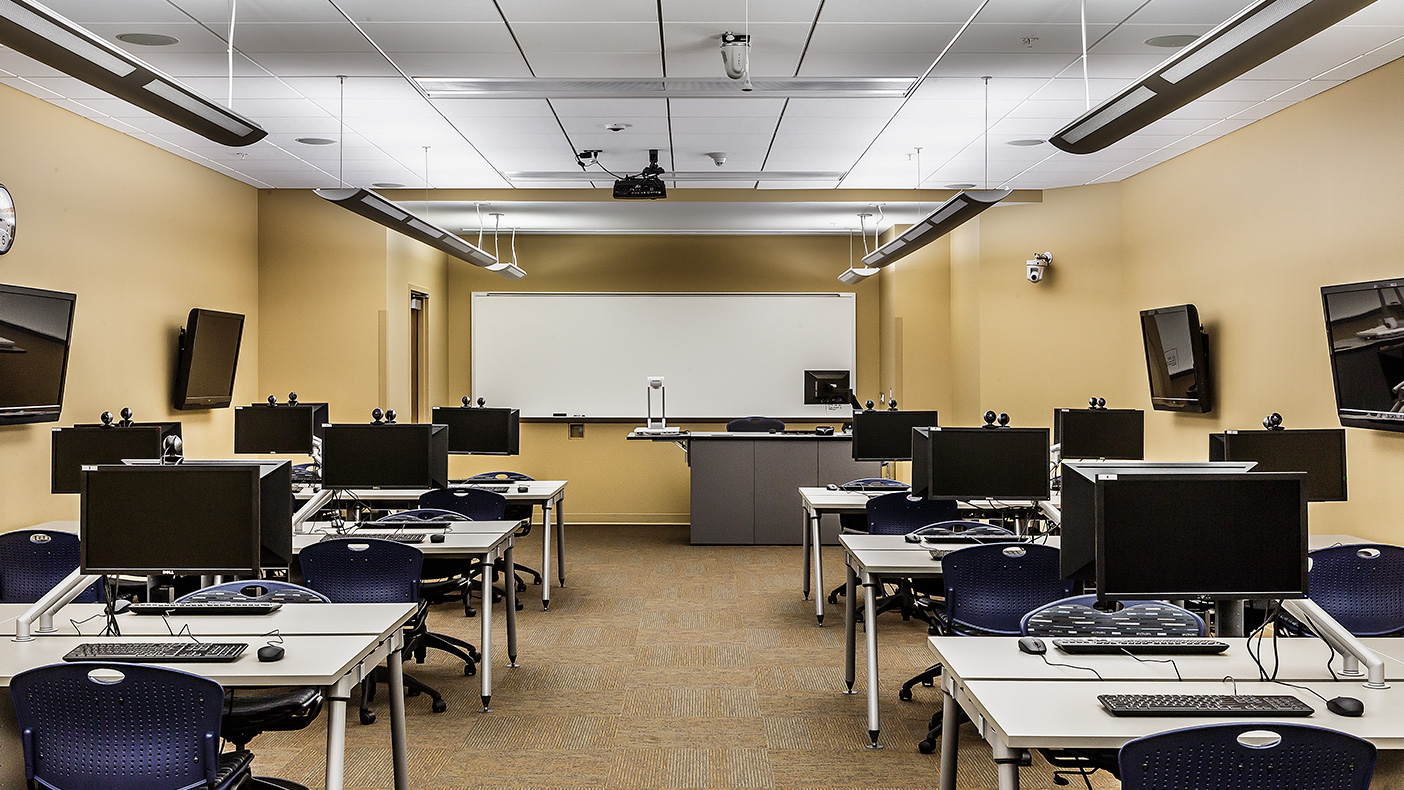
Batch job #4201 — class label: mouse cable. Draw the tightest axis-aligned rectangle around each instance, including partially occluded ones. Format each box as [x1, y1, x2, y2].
[1040, 652, 1103, 680]
[1118, 648, 1183, 681]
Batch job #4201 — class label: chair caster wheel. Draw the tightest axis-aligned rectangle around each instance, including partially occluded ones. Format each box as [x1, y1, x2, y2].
[360, 711, 376, 725]
[432, 699, 447, 713]
[898, 688, 913, 701]
[922, 679, 934, 688]
[919, 740, 936, 755]
[517, 581, 527, 592]
[464, 664, 476, 676]
[827, 594, 838, 604]
[515, 601, 524, 611]
[929, 714, 941, 729]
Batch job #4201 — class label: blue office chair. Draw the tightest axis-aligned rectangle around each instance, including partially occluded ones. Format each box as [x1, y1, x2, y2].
[1300, 543, 1404, 636]
[1119, 723, 1376, 790]
[10, 662, 256, 790]
[178, 579, 331, 604]
[300, 537, 468, 723]
[826, 494, 961, 610]
[0, 529, 102, 603]
[726, 416, 785, 432]
[423, 483, 542, 604]
[377, 508, 470, 523]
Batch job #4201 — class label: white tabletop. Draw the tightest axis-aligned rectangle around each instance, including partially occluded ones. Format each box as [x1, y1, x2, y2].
[0, 602, 415, 638]
[294, 480, 567, 501]
[293, 524, 515, 556]
[841, 535, 1062, 575]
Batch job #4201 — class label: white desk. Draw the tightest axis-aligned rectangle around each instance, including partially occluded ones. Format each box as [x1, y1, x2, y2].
[0, 602, 415, 638]
[0, 605, 417, 790]
[296, 479, 569, 609]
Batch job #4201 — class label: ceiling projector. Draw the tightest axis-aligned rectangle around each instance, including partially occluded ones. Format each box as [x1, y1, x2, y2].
[613, 149, 667, 200]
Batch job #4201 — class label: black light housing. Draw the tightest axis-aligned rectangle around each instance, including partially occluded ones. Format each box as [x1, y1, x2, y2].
[860, 189, 1010, 268]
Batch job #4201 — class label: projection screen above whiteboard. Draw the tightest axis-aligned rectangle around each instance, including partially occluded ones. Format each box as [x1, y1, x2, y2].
[470, 292, 856, 419]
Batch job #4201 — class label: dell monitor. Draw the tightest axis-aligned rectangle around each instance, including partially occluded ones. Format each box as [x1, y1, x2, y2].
[1321, 278, 1404, 432]
[1060, 461, 1257, 582]
[911, 426, 1050, 501]
[851, 409, 938, 461]
[0, 284, 77, 426]
[1095, 472, 1308, 601]
[1054, 408, 1144, 460]
[804, 369, 851, 405]
[431, 406, 520, 455]
[51, 422, 181, 494]
[1140, 304, 1212, 413]
[320, 423, 449, 489]
[173, 308, 244, 410]
[234, 402, 329, 455]
[1209, 428, 1347, 502]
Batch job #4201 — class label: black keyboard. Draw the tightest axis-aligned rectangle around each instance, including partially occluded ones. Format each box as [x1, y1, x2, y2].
[63, 642, 247, 663]
[450, 483, 510, 493]
[1054, 637, 1230, 655]
[129, 602, 282, 616]
[1099, 694, 1314, 717]
[841, 482, 910, 492]
[332, 531, 425, 544]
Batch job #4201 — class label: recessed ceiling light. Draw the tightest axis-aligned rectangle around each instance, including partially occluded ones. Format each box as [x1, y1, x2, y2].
[372, 182, 405, 189]
[295, 137, 336, 146]
[1145, 34, 1199, 48]
[944, 183, 977, 189]
[605, 122, 632, 132]
[1006, 139, 1045, 146]
[116, 32, 179, 46]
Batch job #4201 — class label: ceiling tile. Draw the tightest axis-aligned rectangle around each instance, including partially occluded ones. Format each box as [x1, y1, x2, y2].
[661, 0, 821, 24]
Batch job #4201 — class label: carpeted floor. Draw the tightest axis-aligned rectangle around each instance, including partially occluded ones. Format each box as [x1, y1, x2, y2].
[243, 525, 1122, 788]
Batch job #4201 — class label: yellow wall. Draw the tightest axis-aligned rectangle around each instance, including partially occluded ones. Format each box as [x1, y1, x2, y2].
[0, 84, 259, 531]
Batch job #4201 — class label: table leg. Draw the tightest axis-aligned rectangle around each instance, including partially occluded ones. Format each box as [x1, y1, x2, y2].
[811, 512, 824, 626]
[387, 645, 410, 790]
[939, 688, 959, 790]
[993, 743, 1023, 790]
[540, 499, 553, 611]
[505, 544, 519, 667]
[843, 563, 857, 695]
[801, 505, 812, 600]
[554, 495, 566, 587]
[323, 675, 353, 790]
[861, 569, 882, 748]
[481, 564, 493, 711]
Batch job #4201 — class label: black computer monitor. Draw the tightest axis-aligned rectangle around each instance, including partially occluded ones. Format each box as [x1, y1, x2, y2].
[234, 402, 329, 454]
[1095, 472, 1308, 601]
[851, 409, 938, 461]
[1059, 461, 1257, 582]
[803, 369, 851, 405]
[911, 427, 1050, 500]
[1209, 429, 1347, 502]
[81, 464, 266, 574]
[320, 423, 449, 489]
[51, 422, 181, 494]
[431, 406, 520, 455]
[1054, 408, 1144, 460]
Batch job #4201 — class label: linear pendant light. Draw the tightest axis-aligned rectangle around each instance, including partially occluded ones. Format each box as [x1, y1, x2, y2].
[1050, 0, 1378, 154]
[860, 189, 1011, 268]
[0, 0, 266, 146]
[315, 187, 511, 271]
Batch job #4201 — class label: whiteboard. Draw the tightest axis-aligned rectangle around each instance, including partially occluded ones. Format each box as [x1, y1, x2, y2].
[470, 292, 856, 419]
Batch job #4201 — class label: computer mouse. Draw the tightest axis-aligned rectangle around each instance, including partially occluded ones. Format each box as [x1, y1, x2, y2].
[1018, 637, 1047, 655]
[826, 483, 838, 491]
[1327, 696, 1364, 717]
[904, 533, 921, 543]
[257, 644, 285, 663]
[430, 533, 446, 543]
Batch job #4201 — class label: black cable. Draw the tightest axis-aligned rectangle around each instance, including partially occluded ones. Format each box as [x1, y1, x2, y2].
[584, 161, 626, 179]
[1269, 678, 1332, 705]
[69, 611, 106, 635]
[1118, 648, 1183, 681]
[1040, 652, 1104, 680]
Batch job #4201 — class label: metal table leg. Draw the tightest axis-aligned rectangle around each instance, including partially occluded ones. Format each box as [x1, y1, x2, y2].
[862, 568, 882, 748]
[540, 499, 553, 611]
[387, 640, 409, 790]
[802, 504, 813, 601]
[993, 742, 1023, 790]
[939, 686, 959, 790]
[505, 543, 519, 668]
[811, 510, 825, 626]
[323, 675, 354, 790]
[843, 562, 857, 695]
[481, 562, 493, 711]
[554, 495, 566, 587]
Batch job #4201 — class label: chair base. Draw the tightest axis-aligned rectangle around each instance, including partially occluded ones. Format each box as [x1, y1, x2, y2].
[360, 665, 447, 724]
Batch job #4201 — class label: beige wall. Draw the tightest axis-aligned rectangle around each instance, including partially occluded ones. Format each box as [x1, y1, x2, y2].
[0, 84, 259, 531]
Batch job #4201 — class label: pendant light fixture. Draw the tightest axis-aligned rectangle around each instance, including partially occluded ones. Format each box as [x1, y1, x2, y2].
[0, 0, 266, 146]
[1051, 0, 1378, 154]
[838, 213, 879, 284]
[486, 212, 527, 280]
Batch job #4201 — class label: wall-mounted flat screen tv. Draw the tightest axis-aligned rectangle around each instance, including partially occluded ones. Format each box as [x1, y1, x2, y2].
[1140, 304, 1212, 413]
[0, 284, 77, 426]
[173, 308, 244, 410]
[1322, 278, 1404, 432]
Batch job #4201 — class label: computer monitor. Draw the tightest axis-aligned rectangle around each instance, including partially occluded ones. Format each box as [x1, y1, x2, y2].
[1054, 408, 1144, 460]
[234, 402, 329, 454]
[51, 422, 182, 494]
[1060, 461, 1257, 582]
[173, 308, 244, 411]
[1209, 429, 1347, 502]
[320, 423, 449, 489]
[803, 369, 851, 405]
[1095, 472, 1308, 601]
[81, 464, 265, 574]
[431, 406, 520, 455]
[851, 409, 938, 461]
[911, 427, 1050, 501]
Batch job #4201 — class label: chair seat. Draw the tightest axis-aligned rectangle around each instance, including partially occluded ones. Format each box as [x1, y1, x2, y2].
[223, 688, 323, 747]
[214, 749, 255, 789]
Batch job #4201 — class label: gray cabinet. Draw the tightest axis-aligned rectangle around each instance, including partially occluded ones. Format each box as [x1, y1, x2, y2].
[689, 440, 755, 544]
[753, 440, 819, 544]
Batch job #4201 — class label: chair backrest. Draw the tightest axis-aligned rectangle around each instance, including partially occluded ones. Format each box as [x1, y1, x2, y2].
[1307, 544, 1404, 636]
[0, 530, 101, 603]
[1022, 595, 1206, 637]
[864, 493, 959, 535]
[942, 543, 1074, 635]
[917, 520, 1013, 536]
[177, 580, 330, 604]
[1119, 723, 1376, 790]
[418, 488, 507, 520]
[726, 416, 785, 432]
[376, 508, 470, 522]
[469, 471, 534, 482]
[11, 663, 227, 790]
[299, 538, 424, 603]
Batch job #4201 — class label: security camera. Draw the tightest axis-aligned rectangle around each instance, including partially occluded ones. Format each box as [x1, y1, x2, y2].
[720, 32, 750, 80]
[705, 152, 728, 167]
[1026, 251, 1051, 283]
[648, 376, 665, 389]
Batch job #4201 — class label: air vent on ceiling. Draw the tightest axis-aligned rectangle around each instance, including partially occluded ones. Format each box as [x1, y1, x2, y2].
[417, 77, 913, 99]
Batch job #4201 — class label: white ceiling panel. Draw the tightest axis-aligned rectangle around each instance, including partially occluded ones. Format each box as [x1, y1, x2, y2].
[511, 23, 659, 53]
[559, 115, 671, 135]
[817, 0, 986, 25]
[949, 23, 1118, 56]
[389, 53, 534, 77]
[40, 0, 196, 24]
[173, 0, 347, 25]
[335, 0, 504, 24]
[670, 97, 787, 117]
[795, 52, 936, 77]
[669, 114, 778, 135]
[357, 22, 521, 54]
[552, 98, 669, 118]
[662, 0, 821, 25]
[528, 53, 664, 78]
[806, 23, 966, 54]
[663, 23, 811, 78]
[497, 0, 657, 24]
[1122, 2, 1242, 26]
